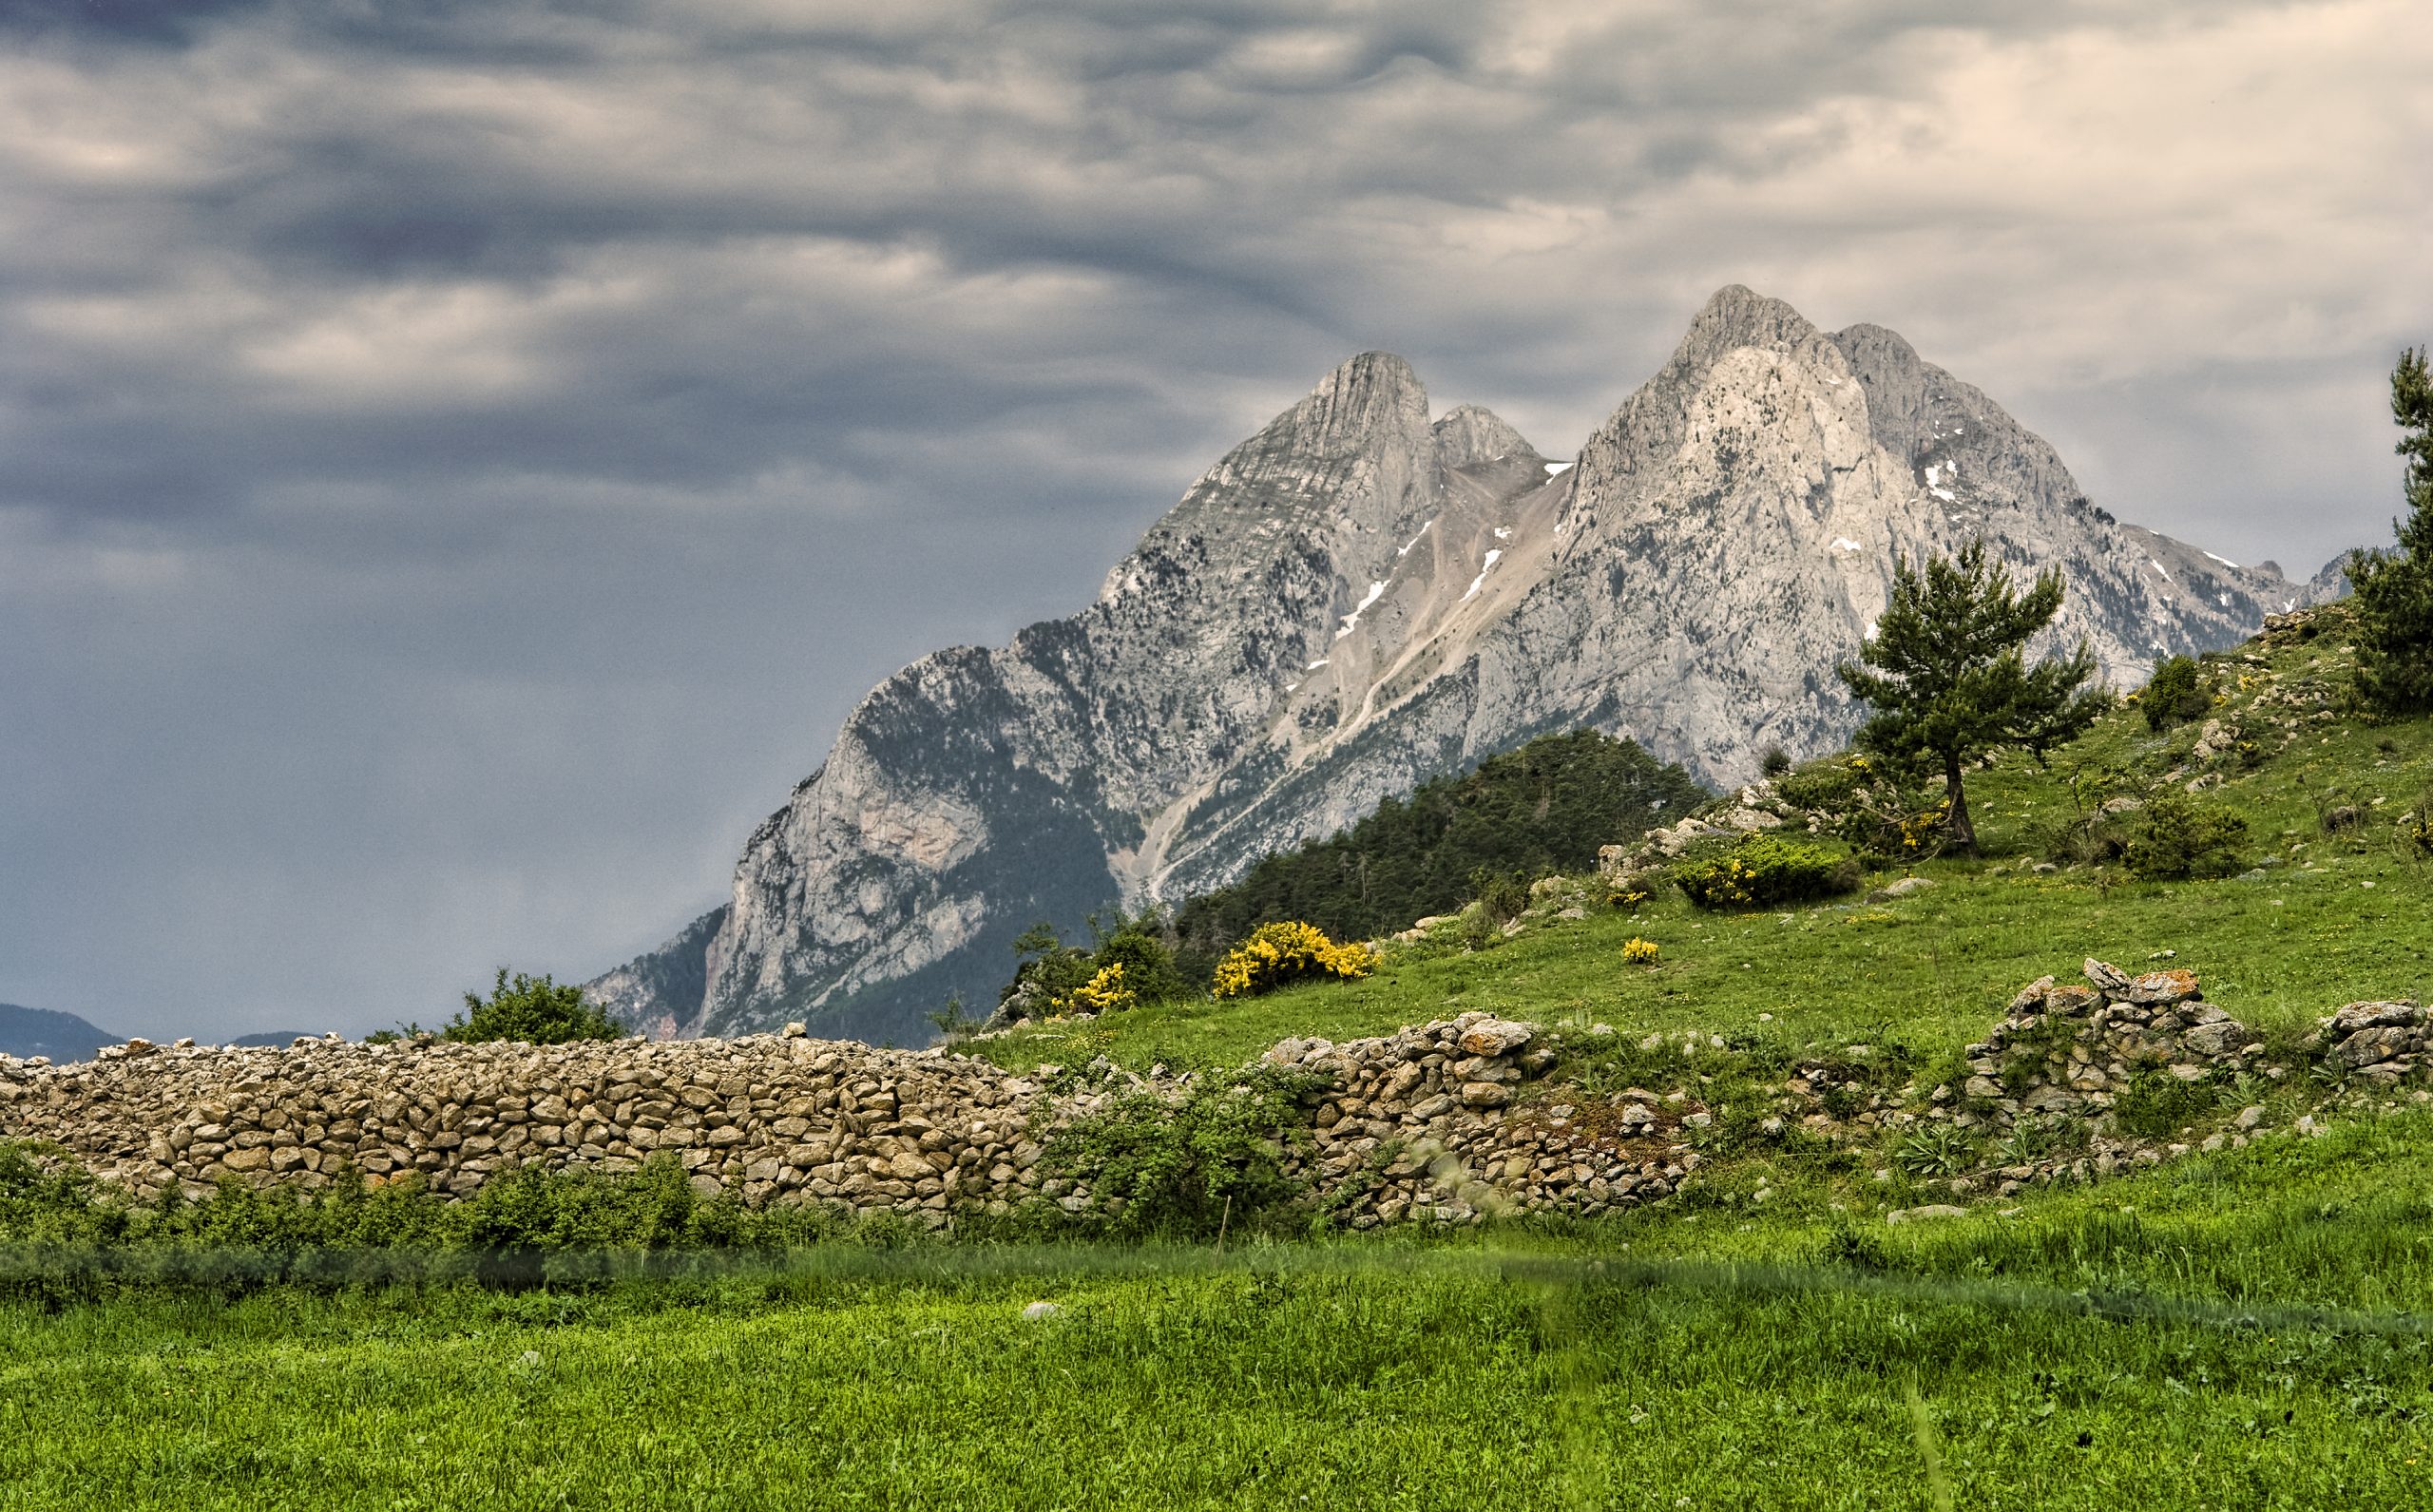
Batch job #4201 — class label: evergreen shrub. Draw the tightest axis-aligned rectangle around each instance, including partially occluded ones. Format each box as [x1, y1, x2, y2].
[2141, 655, 2212, 733]
[1040, 1066, 1321, 1238]
[441, 970, 621, 1045]
[2120, 792, 2249, 881]
[1674, 836, 1862, 909]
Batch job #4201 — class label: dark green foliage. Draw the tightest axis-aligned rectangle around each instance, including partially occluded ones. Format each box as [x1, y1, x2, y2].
[2113, 1070, 2224, 1139]
[1772, 756, 1869, 813]
[1836, 542, 2109, 852]
[1040, 1066, 1321, 1238]
[454, 1158, 747, 1288]
[442, 969, 621, 1045]
[1000, 923, 1098, 1016]
[1173, 731, 1707, 965]
[2141, 655, 2212, 732]
[0, 1144, 891, 1295]
[2120, 791, 2249, 881]
[996, 911, 1186, 1024]
[1674, 835, 1862, 909]
[2036, 775, 2249, 879]
[0, 1144, 129, 1248]
[1815, 1222, 1893, 1273]
[1760, 746, 1793, 778]
[1469, 868, 1529, 926]
[2351, 348, 2433, 716]
[1089, 924, 1187, 1006]
[926, 994, 984, 1040]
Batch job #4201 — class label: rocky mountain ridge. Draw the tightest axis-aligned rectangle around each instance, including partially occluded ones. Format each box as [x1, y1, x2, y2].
[590, 286, 2333, 1044]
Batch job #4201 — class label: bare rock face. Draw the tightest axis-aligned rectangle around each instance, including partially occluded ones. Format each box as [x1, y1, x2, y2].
[593, 287, 2300, 1043]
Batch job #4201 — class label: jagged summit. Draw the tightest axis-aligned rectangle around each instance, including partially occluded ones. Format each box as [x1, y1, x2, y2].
[589, 287, 2300, 1047]
[1674, 283, 1822, 366]
[1431, 404, 1540, 468]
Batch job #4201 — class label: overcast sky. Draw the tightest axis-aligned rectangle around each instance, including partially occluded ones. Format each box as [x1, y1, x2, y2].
[4, 0, 2426, 1042]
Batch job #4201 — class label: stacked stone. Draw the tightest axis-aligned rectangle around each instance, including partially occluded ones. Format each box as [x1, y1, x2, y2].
[2313, 1002, 2433, 1082]
[1949, 958, 2263, 1129]
[1267, 1013, 1698, 1225]
[0, 1012, 1694, 1225]
[0, 1032, 1057, 1215]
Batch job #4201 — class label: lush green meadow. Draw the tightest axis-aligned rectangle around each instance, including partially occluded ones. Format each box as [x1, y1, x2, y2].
[10, 1110, 2433, 1509]
[10, 611, 2433, 1508]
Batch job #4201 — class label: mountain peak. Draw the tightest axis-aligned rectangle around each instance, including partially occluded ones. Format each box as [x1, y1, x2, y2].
[1307, 349, 1426, 417]
[1431, 403, 1539, 468]
[1673, 284, 1822, 367]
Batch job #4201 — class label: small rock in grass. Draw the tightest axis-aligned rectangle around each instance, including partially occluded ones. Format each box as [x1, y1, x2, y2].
[1887, 1204, 1967, 1225]
[1022, 1301, 1063, 1321]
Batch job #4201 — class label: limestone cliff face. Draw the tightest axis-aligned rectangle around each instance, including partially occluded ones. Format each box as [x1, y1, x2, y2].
[590, 288, 2300, 1043]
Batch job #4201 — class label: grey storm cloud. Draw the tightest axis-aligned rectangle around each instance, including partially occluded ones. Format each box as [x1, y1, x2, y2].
[2, 0, 2425, 1039]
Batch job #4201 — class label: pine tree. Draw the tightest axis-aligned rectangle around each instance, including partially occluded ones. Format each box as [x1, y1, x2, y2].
[2350, 348, 2433, 717]
[1836, 542, 2109, 853]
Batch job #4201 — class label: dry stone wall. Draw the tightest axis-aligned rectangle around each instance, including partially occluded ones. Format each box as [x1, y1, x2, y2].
[1262, 1017, 1700, 1226]
[0, 1014, 1695, 1224]
[2314, 1002, 2433, 1081]
[4, 969, 2420, 1224]
[1950, 960, 2271, 1126]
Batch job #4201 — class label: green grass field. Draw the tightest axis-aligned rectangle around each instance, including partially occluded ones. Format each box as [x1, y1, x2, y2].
[10, 610, 2432, 1508]
[10, 1112, 2433, 1509]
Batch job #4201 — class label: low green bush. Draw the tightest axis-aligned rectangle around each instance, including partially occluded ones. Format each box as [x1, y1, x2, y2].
[2141, 655, 2213, 733]
[2112, 1070, 2225, 1139]
[1040, 1065, 1322, 1239]
[2120, 791, 2249, 880]
[1772, 756, 1870, 813]
[997, 912, 1188, 1024]
[433, 969, 622, 1045]
[0, 1143, 920, 1298]
[1674, 835, 1862, 909]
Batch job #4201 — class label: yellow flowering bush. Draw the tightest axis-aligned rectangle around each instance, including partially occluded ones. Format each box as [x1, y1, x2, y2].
[1049, 962, 1137, 1016]
[1675, 835, 1860, 909]
[1890, 799, 1953, 858]
[1622, 937, 1660, 965]
[1210, 921, 1376, 1000]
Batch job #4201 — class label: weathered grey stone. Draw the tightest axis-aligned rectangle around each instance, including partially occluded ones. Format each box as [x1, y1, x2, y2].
[2082, 959, 2133, 994]
[1456, 1020, 1532, 1058]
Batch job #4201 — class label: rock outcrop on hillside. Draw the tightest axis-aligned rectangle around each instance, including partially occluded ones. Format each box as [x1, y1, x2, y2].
[593, 287, 2305, 1043]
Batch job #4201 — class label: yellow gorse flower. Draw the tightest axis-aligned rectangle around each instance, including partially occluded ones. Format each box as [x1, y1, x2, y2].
[1210, 921, 1376, 1000]
[1048, 961, 1137, 1016]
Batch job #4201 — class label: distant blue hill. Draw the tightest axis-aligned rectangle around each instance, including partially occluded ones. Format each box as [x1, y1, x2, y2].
[0, 1003, 118, 1062]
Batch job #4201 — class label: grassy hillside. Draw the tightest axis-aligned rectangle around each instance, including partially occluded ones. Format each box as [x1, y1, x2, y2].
[980, 603, 2429, 1074]
[8, 603, 2431, 1508]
